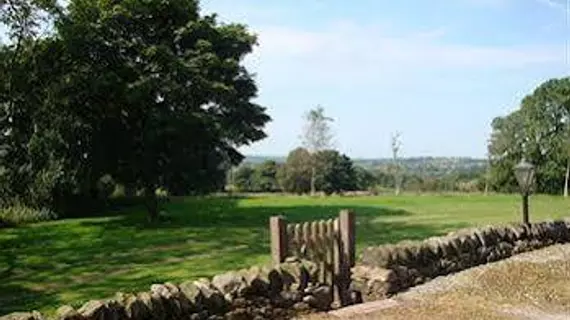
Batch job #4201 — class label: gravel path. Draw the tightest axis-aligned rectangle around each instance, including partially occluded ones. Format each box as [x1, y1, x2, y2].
[317, 244, 570, 320]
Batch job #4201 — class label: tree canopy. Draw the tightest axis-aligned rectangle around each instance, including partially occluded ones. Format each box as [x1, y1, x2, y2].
[1, 0, 270, 219]
[232, 160, 279, 192]
[314, 150, 356, 195]
[274, 148, 357, 195]
[301, 105, 334, 195]
[488, 77, 570, 194]
[277, 147, 312, 194]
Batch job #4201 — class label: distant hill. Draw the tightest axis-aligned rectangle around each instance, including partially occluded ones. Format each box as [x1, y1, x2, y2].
[243, 155, 487, 177]
[358, 157, 487, 177]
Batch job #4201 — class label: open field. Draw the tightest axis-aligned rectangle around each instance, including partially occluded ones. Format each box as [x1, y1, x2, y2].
[1, 194, 570, 315]
[311, 243, 570, 320]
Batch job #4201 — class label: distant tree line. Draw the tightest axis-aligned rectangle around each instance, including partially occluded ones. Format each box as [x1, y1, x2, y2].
[230, 148, 487, 194]
[231, 148, 364, 194]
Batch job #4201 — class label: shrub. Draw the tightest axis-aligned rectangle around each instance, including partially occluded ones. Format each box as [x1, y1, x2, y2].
[0, 205, 58, 227]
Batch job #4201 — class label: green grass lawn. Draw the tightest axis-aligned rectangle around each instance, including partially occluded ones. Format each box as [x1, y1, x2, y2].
[1, 193, 569, 315]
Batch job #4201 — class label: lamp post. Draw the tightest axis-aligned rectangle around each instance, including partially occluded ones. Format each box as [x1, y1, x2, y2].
[514, 158, 535, 225]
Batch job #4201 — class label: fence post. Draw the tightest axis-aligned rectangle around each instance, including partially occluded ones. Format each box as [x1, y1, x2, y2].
[338, 209, 355, 306]
[339, 209, 355, 268]
[270, 216, 287, 265]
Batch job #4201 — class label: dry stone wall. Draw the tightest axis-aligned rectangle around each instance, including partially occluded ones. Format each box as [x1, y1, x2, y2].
[353, 220, 570, 302]
[1, 258, 338, 320]
[7, 220, 570, 320]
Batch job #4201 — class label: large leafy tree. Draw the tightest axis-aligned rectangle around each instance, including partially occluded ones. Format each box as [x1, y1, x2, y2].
[354, 166, 377, 191]
[253, 160, 279, 192]
[0, 0, 65, 208]
[233, 165, 255, 192]
[314, 149, 357, 195]
[62, 0, 270, 219]
[1, 0, 270, 219]
[488, 78, 570, 194]
[233, 160, 279, 192]
[277, 148, 357, 195]
[277, 148, 312, 194]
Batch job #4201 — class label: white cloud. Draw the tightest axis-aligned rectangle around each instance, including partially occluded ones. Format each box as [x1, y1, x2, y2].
[202, 0, 567, 157]
[248, 22, 562, 77]
[536, 0, 565, 9]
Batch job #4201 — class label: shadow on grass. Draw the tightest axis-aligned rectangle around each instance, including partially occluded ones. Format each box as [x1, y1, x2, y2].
[0, 196, 467, 315]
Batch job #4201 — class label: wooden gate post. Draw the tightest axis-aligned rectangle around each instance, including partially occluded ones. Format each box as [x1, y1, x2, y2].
[270, 216, 288, 265]
[338, 209, 355, 306]
[339, 210, 355, 268]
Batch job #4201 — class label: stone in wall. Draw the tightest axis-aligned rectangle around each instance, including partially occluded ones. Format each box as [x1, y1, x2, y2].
[240, 266, 270, 297]
[302, 286, 332, 311]
[350, 265, 399, 302]
[355, 220, 570, 301]
[1, 258, 335, 320]
[0, 312, 44, 320]
[56, 306, 83, 320]
[212, 272, 248, 301]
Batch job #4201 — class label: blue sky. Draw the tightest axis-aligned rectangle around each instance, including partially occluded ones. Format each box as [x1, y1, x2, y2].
[202, 0, 570, 159]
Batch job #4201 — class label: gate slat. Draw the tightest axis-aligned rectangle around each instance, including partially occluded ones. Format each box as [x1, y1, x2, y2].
[333, 218, 341, 302]
[318, 220, 327, 284]
[303, 222, 311, 258]
[325, 219, 334, 285]
[286, 224, 294, 256]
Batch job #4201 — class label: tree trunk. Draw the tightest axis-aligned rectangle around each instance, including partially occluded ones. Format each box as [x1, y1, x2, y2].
[145, 185, 158, 222]
[310, 166, 316, 196]
[564, 158, 570, 198]
[395, 174, 401, 196]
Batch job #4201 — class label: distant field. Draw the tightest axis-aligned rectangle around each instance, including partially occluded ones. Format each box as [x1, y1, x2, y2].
[1, 194, 569, 315]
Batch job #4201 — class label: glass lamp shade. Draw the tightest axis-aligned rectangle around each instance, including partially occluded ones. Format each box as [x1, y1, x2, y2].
[514, 159, 535, 194]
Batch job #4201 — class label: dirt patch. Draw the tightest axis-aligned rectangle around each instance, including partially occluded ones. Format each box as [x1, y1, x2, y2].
[306, 244, 570, 320]
[500, 306, 570, 320]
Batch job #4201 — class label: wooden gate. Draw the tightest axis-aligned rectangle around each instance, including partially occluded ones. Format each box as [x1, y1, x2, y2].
[269, 210, 355, 306]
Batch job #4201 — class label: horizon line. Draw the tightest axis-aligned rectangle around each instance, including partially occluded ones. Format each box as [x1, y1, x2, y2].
[243, 154, 487, 160]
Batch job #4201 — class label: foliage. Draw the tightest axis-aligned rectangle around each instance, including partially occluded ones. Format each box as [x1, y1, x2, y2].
[0, 204, 57, 227]
[354, 166, 378, 191]
[314, 149, 357, 194]
[240, 154, 486, 195]
[252, 160, 280, 192]
[488, 77, 570, 194]
[0, 0, 61, 42]
[275, 148, 359, 194]
[277, 148, 312, 194]
[301, 106, 334, 152]
[390, 132, 403, 195]
[232, 160, 280, 192]
[367, 167, 486, 193]
[0, 0, 270, 219]
[233, 165, 256, 192]
[301, 105, 334, 195]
